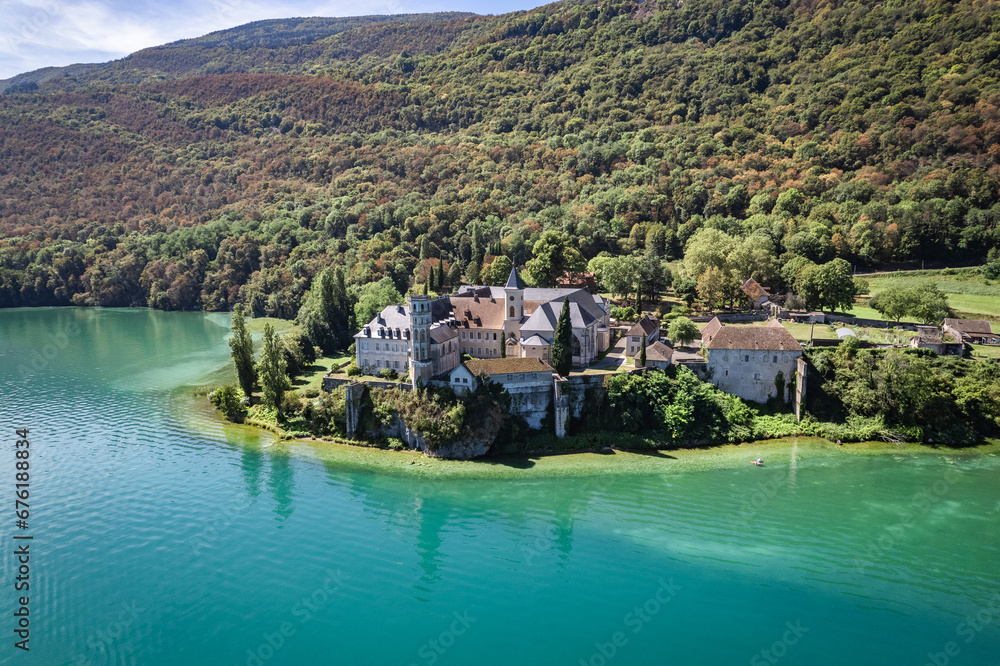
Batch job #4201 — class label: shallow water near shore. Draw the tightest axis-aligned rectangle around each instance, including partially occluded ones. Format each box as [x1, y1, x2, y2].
[1, 308, 998, 665]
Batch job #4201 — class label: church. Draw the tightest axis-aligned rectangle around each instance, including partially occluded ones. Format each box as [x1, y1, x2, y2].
[354, 267, 612, 384]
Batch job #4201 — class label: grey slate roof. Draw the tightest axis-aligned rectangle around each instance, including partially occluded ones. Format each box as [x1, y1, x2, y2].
[504, 266, 526, 290]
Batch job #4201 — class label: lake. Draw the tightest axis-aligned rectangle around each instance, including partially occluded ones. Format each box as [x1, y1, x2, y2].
[1, 307, 998, 665]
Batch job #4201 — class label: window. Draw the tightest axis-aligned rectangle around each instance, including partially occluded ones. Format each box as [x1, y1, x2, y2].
[493, 333, 497, 340]
[510, 306, 515, 317]
[362, 342, 368, 350]
[462, 332, 466, 339]
[477, 332, 482, 340]
[394, 361, 399, 369]
[454, 376, 460, 383]
[773, 355, 777, 363]
[509, 296, 514, 301]
[478, 347, 482, 355]
[463, 378, 468, 384]
[376, 360, 381, 368]
[375, 343, 380, 351]
[394, 344, 399, 352]
[744, 355, 749, 362]
[753, 372, 761, 381]
[462, 346, 466, 353]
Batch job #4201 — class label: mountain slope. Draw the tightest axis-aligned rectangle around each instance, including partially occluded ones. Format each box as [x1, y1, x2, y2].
[0, 0, 998, 312]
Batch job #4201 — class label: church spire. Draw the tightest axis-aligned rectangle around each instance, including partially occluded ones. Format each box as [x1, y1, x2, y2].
[504, 266, 525, 290]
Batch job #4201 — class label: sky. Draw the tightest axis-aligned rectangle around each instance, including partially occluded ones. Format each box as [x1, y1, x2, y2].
[0, 0, 551, 80]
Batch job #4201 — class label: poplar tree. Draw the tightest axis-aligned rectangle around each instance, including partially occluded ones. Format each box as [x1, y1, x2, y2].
[438, 258, 445, 290]
[229, 304, 256, 397]
[551, 297, 573, 376]
[258, 323, 289, 414]
[639, 335, 647, 368]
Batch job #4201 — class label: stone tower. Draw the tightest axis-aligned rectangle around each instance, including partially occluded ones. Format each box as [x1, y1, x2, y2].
[502, 266, 525, 355]
[408, 294, 433, 387]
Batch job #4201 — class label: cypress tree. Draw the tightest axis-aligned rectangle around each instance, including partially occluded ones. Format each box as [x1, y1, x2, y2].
[551, 297, 573, 376]
[258, 323, 289, 414]
[438, 258, 445, 290]
[638, 334, 647, 368]
[229, 304, 257, 397]
[424, 271, 432, 295]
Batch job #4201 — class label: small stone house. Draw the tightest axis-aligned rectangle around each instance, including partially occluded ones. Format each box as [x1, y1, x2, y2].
[626, 315, 660, 356]
[943, 318, 998, 346]
[741, 278, 770, 308]
[644, 341, 673, 369]
[448, 357, 555, 428]
[911, 325, 964, 356]
[706, 323, 804, 404]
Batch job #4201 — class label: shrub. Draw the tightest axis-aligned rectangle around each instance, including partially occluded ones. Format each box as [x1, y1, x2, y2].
[304, 388, 320, 398]
[385, 437, 407, 450]
[611, 306, 637, 321]
[281, 390, 304, 416]
[346, 363, 361, 377]
[209, 384, 246, 422]
[379, 368, 398, 380]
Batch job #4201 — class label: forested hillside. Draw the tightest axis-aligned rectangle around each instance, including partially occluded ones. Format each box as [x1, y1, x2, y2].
[1, 0, 998, 320]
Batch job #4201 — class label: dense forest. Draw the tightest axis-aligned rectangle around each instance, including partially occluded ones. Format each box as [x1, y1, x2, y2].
[1, 0, 999, 323]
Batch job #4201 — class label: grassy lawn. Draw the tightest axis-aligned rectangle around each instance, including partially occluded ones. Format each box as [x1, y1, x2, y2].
[291, 354, 351, 394]
[245, 316, 298, 336]
[861, 267, 1000, 317]
[969, 344, 1000, 360]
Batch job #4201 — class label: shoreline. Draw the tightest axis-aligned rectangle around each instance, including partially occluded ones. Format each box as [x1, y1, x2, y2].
[183, 392, 1000, 478]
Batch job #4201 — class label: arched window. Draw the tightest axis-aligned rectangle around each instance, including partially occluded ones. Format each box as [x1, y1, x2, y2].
[510, 306, 515, 318]
[572, 336, 581, 356]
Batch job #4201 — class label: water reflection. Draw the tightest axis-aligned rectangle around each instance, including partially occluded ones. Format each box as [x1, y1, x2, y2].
[267, 449, 296, 521]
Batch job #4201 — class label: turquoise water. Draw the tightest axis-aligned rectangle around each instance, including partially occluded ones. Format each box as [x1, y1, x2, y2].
[1, 308, 998, 665]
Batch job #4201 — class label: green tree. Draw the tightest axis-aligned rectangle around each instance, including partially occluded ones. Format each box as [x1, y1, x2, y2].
[437, 258, 445, 290]
[668, 317, 699, 346]
[210, 384, 246, 422]
[551, 297, 573, 376]
[258, 323, 290, 414]
[638, 245, 671, 311]
[638, 335, 647, 367]
[524, 230, 585, 287]
[484, 255, 513, 286]
[354, 277, 403, 326]
[447, 261, 462, 288]
[697, 266, 737, 311]
[229, 304, 256, 397]
[467, 260, 481, 285]
[683, 228, 735, 281]
[298, 267, 352, 353]
[800, 259, 860, 313]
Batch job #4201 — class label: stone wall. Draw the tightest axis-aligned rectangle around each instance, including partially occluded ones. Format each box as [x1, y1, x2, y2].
[707, 349, 801, 404]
